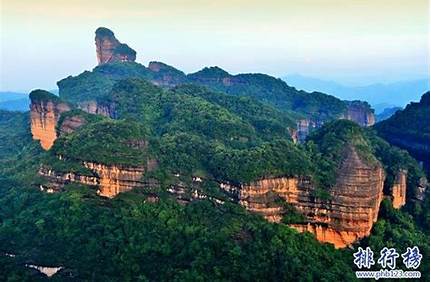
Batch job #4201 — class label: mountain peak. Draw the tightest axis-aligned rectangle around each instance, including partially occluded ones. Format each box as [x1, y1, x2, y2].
[95, 27, 136, 65]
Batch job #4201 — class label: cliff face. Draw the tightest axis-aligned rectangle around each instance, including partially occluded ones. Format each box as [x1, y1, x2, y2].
[30, 98, 71, 150]
[148, 61, 187, 87]
[58, 115, 86, 136]
[239, 146, 385, 248]
[95, 27, 136, 65]
[39, 159, 157, 198]
[391, 170, 407, 209]
[344, 101, 375, 126]
[77, 101, 116, 118]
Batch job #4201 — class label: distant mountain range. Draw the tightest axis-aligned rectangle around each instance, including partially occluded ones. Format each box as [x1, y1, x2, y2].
[0, 92, 29, 112]
[282, 74, 430, 111]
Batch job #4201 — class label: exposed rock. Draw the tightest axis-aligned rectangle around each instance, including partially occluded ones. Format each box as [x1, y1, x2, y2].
[391, 170, 407, 209]
[39, 159, 158, 198]
[295, 119, 318, 143]
[148, 61, 187, 87]
[344, 101, 375, 126]
[58, 115, 86, 136]
[95, 27, 136, 65]
[413, 177, 429, 201]
[238, 146, 385, 248]
[29, 91, 71, 150]
[77, 101, 116, 118]
[26, 264, 63, 278]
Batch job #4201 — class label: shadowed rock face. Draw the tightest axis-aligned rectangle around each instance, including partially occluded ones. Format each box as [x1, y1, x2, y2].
[30, 99, 71, 150]
[95, 27, 136, 65]
[239, 146, 385, 248]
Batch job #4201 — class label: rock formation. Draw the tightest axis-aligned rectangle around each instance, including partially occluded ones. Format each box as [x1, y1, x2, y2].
[29, 91, 71, 150]
[95, 27, 136, 65]
[148, 61, 187, 87]
[238, 146, 385, 248]
[39, 159, 158, 197]
[391, 170, 407, 209]
[77, 101, 117, 118]
[58, 115, 87, 136]
[344, 101, 375, 126]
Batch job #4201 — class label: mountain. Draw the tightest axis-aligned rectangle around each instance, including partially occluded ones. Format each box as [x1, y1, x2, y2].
[0, 91, 27, 102]
[375, 92, 430, 173]
[0, 92, 29, 112]
[0, 27, 429, 280]
[282, 74, 430, 107]
[375, 106, 402, 122]
[0, 98, 29, 112]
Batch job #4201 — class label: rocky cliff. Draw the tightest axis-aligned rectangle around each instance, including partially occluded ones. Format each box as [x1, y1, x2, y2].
[58, 115, 86, 136]
[29, 90, 71, 150]
[39, 159, 157, 197]
[344, 101, 375, 126]
[391, 170, 407, 209]
[148, 61, 187, 87]
[95, 27, 136, 65]
[77, 101, 117, 118]
[238, 146, 385, 248]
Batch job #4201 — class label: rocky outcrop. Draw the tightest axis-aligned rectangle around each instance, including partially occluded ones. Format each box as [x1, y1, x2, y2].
[39, 159, 158, 198]
[413, 177, 429, 201]
[238, 146, 385, 248]
[391, 170, 407, 209]
[148, 61, 187, 87]
[29, 91, 71, 150]
[95, 27, 136, 65]
[58, 115, 86, 136]
[77, 101, 116, 118]
[344, 101, 375, 126]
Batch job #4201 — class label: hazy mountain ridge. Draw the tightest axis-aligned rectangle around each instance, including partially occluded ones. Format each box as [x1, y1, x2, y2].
[282, 74, 429, 107]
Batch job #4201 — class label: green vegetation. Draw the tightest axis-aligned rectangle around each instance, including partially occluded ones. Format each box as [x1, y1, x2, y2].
[187, 67, 348, 120]
[95, 27, 115, 37]
[1, 63, 429, 280]
[52, 119, 152, 166]
[0, 181, 356, 281]
[305, 120, 379, 189]
[374, 92, 430, 174]
[58, 62, 349, 122]
[57, 62, 153, 103]
[360, 199, 429, 281]
[28, 90, 63, 104]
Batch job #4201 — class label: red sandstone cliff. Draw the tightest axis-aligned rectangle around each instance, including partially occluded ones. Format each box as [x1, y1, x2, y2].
[391, 170, 407, 209]
[238, 146, 385, 248]
[95, 27, 136, 65]
[344, 101, 375, 126]
[39, 159, 157, 198]
[30, 93, 71, 150]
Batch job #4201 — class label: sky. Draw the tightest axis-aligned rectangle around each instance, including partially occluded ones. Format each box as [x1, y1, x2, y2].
[0, 0, 429, 92]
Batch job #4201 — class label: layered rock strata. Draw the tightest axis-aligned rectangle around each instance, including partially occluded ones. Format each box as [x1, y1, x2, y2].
[39, 160, 157, 198]
[30, 98, 71, 150]
[77, 101, 116, 118]
[95, 27, 136, 65]
[391, 170, 407, 209]
[238, 146, 385, 248]
[344, 101, 375, 126]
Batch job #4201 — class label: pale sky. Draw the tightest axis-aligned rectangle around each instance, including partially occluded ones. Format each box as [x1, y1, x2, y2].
[0, 0, 429, 91]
